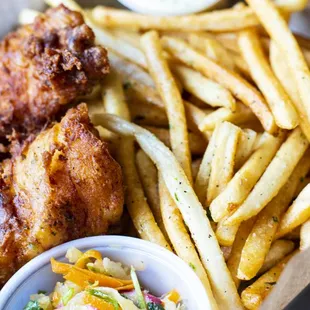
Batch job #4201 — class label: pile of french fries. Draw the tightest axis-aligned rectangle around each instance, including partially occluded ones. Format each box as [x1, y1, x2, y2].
[21, 0, 310, 309]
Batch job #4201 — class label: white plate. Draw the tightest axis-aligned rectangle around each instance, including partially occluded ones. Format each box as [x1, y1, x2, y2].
[0, 236, 211, 310]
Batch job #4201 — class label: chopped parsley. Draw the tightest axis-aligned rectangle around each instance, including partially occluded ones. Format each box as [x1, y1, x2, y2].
[189, 262, 196, 271]
[37, 290, 47, 295]
[174, 193, 179, 201]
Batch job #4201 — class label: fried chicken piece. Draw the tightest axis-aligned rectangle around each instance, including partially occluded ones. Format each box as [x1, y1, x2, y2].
[0, 104, 124, 286]
[0, 5, 109, 140]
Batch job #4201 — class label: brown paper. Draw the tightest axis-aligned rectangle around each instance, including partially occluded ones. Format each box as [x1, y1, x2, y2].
[261, 248, 310, 309]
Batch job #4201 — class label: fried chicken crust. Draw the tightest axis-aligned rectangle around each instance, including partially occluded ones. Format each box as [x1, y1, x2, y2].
[0, 104, 124, 285]
[0, 5, 109, 139]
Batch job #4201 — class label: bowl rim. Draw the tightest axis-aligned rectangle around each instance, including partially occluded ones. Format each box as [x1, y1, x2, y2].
[116, 0, 224, 16]
[0, 235, 209, 309]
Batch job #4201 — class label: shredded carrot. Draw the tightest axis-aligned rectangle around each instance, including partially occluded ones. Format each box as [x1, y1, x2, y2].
[50, 258, 71, 274]
[64, 266, 132, 289]
[166, 289, 180, 303]
[83, 293, 115, 310]
[75, 249, 103, 268]
[115, 284, 135, 291]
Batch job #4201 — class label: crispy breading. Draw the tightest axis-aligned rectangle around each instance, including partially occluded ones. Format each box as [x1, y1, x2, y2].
[0, 5, 109, 140]
[0, 104, 124, 285]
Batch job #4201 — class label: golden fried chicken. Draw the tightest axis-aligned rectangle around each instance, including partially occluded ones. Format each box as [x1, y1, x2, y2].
[0, 5, 109, 140]
[0, 104, 124, 286]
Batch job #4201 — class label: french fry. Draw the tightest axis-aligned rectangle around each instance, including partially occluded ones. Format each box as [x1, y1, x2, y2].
[158, 176, 218, 309]
[274, 0, 308, 11]
[100, 115, 244, 310]
[96, 65, 170, 250]
[194, 125, 221, 205]
[119, 138, 171, 250]
[241, 252, 296, 310]
[183, 100, 210, 137]
[226, 218, 257, 288]
[136, 150, 167, 239]
[141, 31, 192, 182]
[225, 128, 309, 226]
[246, 0, 310, 141]
[210, 133, 283, 223]
[102, 71, 131, 121]
[207, 122, 241, 205]
[92, 6, 259, 32]
[276, 184, 310, 239]
[128, 102, 168, 127]
[286, 226, 301, 240]
[300, 219, 310, 251]
[186, 33, 236, 71]
[199, 103, 256, 132]
[235, 129, 257, 170]
[142, 126, 207, 156]
[46, 0, 148, 68]
[173, 65, 236, 109]
[111, 29, 141, 48]
[259, 240, 295, 275]
[109, 52, 163, 108]
[238, 29, 298, 130]
[295, 177, 310, 197]
[192, 158, 202, 181]
[270, 41, 310, 140]
[161, 36, 277, 133]
[237, 151, 310, 280]
[216, 218, 240, 247]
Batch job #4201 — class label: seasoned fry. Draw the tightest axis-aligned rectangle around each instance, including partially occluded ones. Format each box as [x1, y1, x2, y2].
[141, 31, 192, 182]
[235, 129, 257, 170]
[238, 29, 298, 130]
[119, 138, 171, 249]
[173, 65, 236, 109]
[199, 103, 256, 132]
[241, 252, 296, 310]
[226, 218, 257, 288]
[246, 0, 310, 141]
[102, 71, 131, 121]
[237, 151, 310, 280]
[161, 36, 277, 133]
[300, 219, 310, 251]
[274, 0, 308, 11]
[186, 32, 236, 71]
[158, 176, 218, 309]
[92, 6, 259, 32]
[142, 126, 207, 156]
[101, 114, 243, 310]
[216, 218, 240, 247]
[183, 101, 210, 136]
[109, 52, 163, 108]
[207, 122, 241, 205]
[225, 128, 309, 226]
[136, 150, 166, 238]
[259, 240, 295, 275]
[210, 133, 283, 223]
[128, 102, 168, 127]
[194, 125, 220, 205]
[276, 184, 310, 239]
[270, 41, 310, 140]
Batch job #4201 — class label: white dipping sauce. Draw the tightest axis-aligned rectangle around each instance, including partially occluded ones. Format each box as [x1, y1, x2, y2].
[117, 0, 225, 16]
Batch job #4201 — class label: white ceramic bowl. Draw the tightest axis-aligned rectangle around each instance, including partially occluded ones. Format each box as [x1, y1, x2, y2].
[117, 0, 229, 16]
[0, 236, 210, 309]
